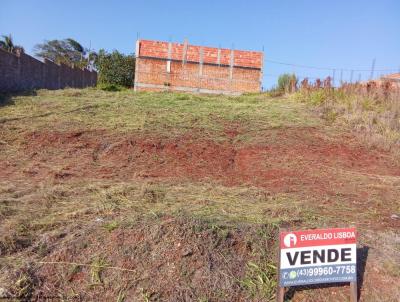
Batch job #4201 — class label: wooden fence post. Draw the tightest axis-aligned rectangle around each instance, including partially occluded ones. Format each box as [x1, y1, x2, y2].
[350, 281, 358, 302]
[277, 286, 285, 302]
[277, 229, 285, 302]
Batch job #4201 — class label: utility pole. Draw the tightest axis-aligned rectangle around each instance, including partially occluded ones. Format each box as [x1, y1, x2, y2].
[369, 58, 376, 80]
[340, 69, 343, 85]
[87, 40, 91, 70]
[332, 69, 336, 87]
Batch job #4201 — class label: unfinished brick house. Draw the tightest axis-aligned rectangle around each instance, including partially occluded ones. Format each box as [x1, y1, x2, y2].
[134, 39, 263, 95]
[362, 73, 400, 90]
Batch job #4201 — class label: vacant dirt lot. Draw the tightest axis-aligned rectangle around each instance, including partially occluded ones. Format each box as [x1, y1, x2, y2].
[0, 89, 399, 301]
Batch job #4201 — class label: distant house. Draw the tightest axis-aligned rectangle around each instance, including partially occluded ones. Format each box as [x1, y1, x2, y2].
[381, 73, 400, 84]
[134, 39, 263, 95]
[360, 73, 400, 90]
[366, 73, 400, 89]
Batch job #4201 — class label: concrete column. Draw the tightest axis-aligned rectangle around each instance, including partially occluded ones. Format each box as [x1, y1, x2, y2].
[58, 63, 61, 89]
[229, 49, 234, 80]
[199, 47, 204, 76]
[167, 42, 172, 72]
[134, 40, 140, 91]
[259, 51, 264, 92]
[167, 42, 172, 90]
[182, 39, 188, 65]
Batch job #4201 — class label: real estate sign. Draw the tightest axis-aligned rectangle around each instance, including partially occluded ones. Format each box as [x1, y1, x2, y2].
[279, 228, 357, 287]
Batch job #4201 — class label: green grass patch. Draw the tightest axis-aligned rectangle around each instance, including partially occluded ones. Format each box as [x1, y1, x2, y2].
[0, 89, 320, 142]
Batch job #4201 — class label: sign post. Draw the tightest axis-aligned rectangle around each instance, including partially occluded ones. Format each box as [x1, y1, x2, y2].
[277, 227, 357, 301]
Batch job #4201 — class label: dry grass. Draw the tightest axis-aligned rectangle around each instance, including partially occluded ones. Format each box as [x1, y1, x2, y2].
[0, 178, 398, 300]
[293, 84, 400, 152]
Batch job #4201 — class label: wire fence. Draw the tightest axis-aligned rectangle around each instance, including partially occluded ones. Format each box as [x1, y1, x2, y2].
[262, 58, 400, 88]
[264, 58, 399, 73]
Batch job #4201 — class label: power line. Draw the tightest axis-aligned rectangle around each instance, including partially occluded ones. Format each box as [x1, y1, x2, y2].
[263, 73, 324, 80]
[264, 59, 398, 73]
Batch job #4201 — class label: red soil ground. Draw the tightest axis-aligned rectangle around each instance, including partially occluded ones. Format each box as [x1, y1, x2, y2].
[1, 125, 400, 301]
[4, 127, 398, 184]
[1, 126, 399, 228]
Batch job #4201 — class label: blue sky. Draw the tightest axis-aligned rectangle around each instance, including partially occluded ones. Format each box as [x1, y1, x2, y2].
[1, 0, 399, 88]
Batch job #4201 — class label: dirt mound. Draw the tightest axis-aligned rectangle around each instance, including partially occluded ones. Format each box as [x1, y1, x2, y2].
[8, 128, 397, 197]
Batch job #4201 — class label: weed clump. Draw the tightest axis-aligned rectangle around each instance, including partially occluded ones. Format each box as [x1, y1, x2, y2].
[90, 257, 108, 285]
[293, 80, 400, 151]
[241, 261, 277, 299]
[141, 185, 166, 203]
[9, 266, 38, 300]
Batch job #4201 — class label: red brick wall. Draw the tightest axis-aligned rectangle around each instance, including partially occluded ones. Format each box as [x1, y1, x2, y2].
[134, 40, 263, 95]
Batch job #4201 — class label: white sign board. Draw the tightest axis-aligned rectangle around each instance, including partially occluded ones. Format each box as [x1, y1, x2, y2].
[279, 227, 357, 287]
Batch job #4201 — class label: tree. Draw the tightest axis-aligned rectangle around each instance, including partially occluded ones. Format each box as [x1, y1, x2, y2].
[66, 38, 86, 61]
[0, 34, 24, 54]
[66, 38, 85, 54]
[95, 50, 135, 88]
[33, 38, 89, 68]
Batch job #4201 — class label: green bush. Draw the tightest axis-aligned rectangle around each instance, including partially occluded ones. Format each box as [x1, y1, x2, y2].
[277, 73, 297, 93]
[309, 89, 329, 105]
[97, 83, 126, 92]
[95, 50, 135, 88]
[292, 89, 330, 105]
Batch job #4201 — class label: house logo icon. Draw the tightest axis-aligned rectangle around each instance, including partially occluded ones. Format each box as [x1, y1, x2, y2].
[283, 233, 297, 248]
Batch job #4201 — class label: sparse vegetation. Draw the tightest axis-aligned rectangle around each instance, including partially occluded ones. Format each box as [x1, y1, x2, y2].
[293, 80, 400, 151]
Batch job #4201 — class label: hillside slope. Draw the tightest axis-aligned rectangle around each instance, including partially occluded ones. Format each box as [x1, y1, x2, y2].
[0, 89, 399, 301]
